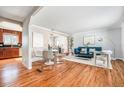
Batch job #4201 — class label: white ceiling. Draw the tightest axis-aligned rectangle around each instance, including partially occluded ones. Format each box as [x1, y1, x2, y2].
[31, 6, 124, 34]
[0, 6, 37, 22]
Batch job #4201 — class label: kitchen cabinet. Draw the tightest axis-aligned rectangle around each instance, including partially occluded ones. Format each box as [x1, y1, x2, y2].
[19, 32, 22, 44]
[0, 28, 22, 45]
[0, 48, 19, 59]
[0, 28, 22, 59]
[0, 28, 3, 43]
[0, 48, 4, 59]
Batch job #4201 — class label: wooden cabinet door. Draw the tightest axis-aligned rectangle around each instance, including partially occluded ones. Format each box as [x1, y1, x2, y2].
[0, 48, 4, 59]
[19, 32, 22, 44]
[0, 48, 19, 59]
[11, 48, 19, 58]
[3, 48, 10, 59]
[0, 28, 3, 43]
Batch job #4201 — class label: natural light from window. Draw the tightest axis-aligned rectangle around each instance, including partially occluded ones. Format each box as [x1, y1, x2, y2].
[33, 32, 44, 48]
[3, 34, 19, 45]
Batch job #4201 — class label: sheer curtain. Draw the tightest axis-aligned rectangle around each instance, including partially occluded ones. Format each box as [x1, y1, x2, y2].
[32, 32, 44, 57]
[33, 32, 43, 48]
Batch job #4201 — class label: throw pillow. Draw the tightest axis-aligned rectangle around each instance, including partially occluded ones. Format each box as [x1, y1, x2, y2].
[80, 48, 87, 53]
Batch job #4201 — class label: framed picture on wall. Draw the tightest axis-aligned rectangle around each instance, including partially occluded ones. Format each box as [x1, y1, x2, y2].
[83, 35, 95, 45]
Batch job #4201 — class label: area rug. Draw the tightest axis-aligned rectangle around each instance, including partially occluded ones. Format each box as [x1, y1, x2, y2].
[63, 56, 112, 69]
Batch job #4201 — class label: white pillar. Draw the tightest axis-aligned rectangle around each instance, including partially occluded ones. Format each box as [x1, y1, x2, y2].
[21, 7, 41, 69]
[22, 17, 32, 69]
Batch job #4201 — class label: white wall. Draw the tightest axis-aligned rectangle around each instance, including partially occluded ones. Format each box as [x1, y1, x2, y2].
[0, 17, 22, 31]
[72, 28, 122, 59]
[121, 23, 124, 60]
[108, 28, 122, 59]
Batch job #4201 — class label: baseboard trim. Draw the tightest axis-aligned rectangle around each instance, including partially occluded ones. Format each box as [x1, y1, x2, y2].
[22, 62, 32, 69]
[112, 57, 124, 61]
[28, 66, 32, 69]
[31, 57, 43, 62]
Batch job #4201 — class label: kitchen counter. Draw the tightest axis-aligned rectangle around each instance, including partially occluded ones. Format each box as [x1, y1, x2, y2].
[0, 47, 21, 48]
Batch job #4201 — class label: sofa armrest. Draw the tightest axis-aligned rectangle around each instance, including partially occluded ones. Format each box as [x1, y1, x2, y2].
[74, 48, 80, 54]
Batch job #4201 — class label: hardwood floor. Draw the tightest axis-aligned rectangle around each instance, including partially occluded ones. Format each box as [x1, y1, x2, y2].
[0, 58, 124, 87]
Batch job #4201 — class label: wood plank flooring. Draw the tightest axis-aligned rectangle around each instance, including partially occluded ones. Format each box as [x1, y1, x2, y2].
[0, 58, 124, 87]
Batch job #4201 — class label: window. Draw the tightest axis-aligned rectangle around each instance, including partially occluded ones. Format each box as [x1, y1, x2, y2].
[55, 36, 68, 52]
[11, 35, 18, 45]
[3, 34, 12, 45]
[33, 32, 43, 48]
[3, 34, 18, 45]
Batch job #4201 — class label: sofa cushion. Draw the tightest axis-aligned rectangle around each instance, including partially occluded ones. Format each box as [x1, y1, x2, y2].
[89, 48, 95, 52]
[95, 51, 101, 55]
[80, 48, 87, 54]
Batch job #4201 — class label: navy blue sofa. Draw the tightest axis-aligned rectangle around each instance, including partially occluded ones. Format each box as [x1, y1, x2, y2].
[74, 47, 102, 58]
